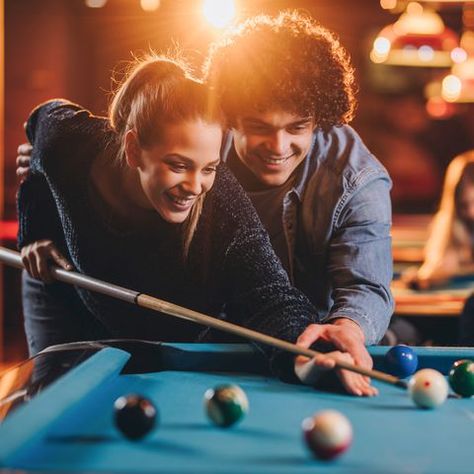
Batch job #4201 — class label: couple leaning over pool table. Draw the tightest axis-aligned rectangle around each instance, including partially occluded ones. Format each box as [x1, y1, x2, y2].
[16, 12, 392, 397]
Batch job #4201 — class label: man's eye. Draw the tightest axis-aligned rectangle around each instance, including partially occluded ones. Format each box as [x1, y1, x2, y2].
[288, 125, 309, 133]
[247, 125, 271, 134]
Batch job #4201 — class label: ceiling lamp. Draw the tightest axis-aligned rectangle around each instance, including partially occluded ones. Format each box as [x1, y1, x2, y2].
[381, 0, 474, 10]
[371, 2, 459, 67]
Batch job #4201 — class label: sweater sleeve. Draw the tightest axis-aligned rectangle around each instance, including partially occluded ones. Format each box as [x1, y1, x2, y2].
[18, 99, 103, 252]
[25, 99, 99, 173]
[17, 174, 65, 250]
[213, 167, 322, 378]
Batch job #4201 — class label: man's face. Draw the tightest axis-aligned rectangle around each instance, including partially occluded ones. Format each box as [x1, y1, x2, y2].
[232, 109, 315, 187]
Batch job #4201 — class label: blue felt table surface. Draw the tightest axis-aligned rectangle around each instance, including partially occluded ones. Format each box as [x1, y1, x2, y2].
[1, 344, 474, 474]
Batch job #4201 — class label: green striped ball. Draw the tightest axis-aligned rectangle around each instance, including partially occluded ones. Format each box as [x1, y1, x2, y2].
[204, 384, 249, 427]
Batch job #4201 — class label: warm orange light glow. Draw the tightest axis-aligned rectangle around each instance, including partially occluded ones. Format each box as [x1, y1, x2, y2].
[426, 97, 455, 119]
[140, 0, 160, 12]
[380, 0, 397, 10]
[203, 0, 235, 28]
[85, 0, 107, 8]
[394, 4, 444, 36]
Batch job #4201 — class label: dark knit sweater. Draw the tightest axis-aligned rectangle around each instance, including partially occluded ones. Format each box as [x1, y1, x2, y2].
[18, 100, 320, 366]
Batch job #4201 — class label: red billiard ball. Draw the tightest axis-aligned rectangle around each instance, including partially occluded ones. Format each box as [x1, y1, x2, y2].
[302, 410, 352, 460]
[114, 394, 157, 440]
[408, 369, 448, 409]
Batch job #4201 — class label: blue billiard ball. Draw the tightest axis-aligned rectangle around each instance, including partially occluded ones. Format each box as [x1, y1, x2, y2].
[384, 345, 418, 378]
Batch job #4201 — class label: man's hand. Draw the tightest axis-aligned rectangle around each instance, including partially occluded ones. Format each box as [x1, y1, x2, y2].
[16, 142, 32, 182]
[294, 318, 378, 397]
[21, 240, 73, 283]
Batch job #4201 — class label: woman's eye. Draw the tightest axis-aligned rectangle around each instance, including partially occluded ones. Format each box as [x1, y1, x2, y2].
[203, 167, 217, 174]
[170, 163, 187, 172]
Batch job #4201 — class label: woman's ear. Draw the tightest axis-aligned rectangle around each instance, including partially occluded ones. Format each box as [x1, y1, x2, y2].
[124, 130, 141, 168]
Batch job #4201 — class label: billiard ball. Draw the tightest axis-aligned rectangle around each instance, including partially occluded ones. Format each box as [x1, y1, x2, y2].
[302, 410, 352, 460]
[114, 394, 157, 440]
[449, 359, 474, 398]
[408, 369, 449, 409]
[384, 345, 418, 378]
[204, 384, 249, 427]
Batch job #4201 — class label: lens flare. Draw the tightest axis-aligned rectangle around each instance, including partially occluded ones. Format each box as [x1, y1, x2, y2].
[203, 0, 235, 28]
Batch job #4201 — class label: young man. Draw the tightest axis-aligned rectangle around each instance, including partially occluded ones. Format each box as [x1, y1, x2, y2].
[203, 11, 393, 379]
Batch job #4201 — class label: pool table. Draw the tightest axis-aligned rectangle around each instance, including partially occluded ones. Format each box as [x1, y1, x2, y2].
[392, 274, 474, 317]
[0, 342, 474, 473]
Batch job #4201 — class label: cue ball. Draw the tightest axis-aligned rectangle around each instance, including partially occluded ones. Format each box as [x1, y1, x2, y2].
[114, 394, 157, 440]
[408, 369, 449, 409]
[204, 384, 249, 427]
[449, 359, 474, 398]
[302, 410, 352, 460]
[384, 345, 418, 378]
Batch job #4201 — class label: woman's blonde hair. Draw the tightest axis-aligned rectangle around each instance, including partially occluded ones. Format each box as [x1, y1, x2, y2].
[108, 54, 224, 258]
[419, 150, 474, 278]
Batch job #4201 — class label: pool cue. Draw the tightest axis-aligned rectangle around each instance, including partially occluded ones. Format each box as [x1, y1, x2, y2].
[0, 246, 407, 389]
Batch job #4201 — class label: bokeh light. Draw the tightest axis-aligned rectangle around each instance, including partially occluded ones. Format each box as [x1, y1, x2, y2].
[85, 0, 107, 8]
[451, 47, 468, 64]
[442, 74, 462, 101]
[140, 0, 160, 12]
[203, 0, 236, 28]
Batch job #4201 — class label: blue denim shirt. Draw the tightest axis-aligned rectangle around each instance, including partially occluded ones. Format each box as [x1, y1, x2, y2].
[222, 125, 393, 345]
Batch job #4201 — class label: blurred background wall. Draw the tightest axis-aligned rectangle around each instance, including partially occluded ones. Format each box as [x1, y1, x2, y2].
[4, 0, 474, 218]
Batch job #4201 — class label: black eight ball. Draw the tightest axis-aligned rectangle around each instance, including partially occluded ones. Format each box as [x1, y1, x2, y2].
[114, 394, 157, 440]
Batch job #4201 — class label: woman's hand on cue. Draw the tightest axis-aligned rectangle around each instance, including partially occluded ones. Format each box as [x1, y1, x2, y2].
[21, 240, 73, 283]
[16, 142, 32, 183]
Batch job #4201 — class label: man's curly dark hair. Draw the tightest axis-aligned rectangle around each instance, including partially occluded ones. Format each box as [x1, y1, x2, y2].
[203, 10, 357, 130]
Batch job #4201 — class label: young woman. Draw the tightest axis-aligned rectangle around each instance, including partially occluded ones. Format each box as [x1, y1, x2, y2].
[403, 151, 474, 289]
[18, 55, 318, 356]
[18, 54, 376, 396]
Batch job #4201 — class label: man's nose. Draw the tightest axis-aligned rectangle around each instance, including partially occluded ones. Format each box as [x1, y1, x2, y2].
[266, 130, 290, 156]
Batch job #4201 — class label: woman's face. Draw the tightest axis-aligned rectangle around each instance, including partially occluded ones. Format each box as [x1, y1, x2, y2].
[130, 119, 222, 223]
[457, 183, 474, 231]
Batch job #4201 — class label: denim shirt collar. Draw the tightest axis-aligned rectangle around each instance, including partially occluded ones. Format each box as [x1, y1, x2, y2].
[292, 133, 317, 201]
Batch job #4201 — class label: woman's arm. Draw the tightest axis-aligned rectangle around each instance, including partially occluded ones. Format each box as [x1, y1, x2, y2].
[17, 100, 87, 277]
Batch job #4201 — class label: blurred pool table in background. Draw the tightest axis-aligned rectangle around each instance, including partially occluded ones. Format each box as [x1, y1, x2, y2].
[392, 274, 474, 316]
[0, 342, 474, 473]
[391, 213, 430, 265]
[391, 214, 474, 317]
